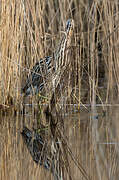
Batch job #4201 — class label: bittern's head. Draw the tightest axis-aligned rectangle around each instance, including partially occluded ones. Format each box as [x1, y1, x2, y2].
[65, 19, 74, 36]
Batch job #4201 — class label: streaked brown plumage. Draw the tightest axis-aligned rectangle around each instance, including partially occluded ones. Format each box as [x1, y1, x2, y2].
[22, 19, 74, 96]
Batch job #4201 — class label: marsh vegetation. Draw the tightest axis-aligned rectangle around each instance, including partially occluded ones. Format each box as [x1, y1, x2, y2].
[0, 0, 119, 179]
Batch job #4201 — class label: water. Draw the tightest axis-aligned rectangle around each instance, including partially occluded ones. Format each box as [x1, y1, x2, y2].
[0, 105, 119, 180]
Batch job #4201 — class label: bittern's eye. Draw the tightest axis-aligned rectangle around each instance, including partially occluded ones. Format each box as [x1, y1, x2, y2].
[66, 19, 72, 29]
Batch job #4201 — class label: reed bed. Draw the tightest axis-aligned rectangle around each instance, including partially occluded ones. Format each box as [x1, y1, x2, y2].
[1, 0, 119, 179]
[0, 0, 119, 108]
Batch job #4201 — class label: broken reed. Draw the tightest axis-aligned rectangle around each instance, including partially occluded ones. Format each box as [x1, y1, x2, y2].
[0, 0, 119, 108]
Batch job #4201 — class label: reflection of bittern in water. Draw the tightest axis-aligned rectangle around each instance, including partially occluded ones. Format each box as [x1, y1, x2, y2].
[21, 110, 90, 180]
[21, 126, 62, 180]
[22, 19, 74, 96]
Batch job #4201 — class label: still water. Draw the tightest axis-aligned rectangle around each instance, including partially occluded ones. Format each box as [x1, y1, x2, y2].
[0, 105, 119, 180]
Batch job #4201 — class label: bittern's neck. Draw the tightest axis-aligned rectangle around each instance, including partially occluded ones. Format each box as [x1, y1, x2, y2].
[53, 31, 72, 70]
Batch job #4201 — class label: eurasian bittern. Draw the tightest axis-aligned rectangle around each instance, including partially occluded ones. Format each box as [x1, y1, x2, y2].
[22, 19, 74, 96]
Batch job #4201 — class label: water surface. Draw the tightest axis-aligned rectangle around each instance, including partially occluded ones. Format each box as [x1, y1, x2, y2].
[0, 105, 119, 180]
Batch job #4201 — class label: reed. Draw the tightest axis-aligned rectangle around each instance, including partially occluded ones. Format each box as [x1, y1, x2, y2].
[1, 0, 119, 109]
[1, 1, 119, 179]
